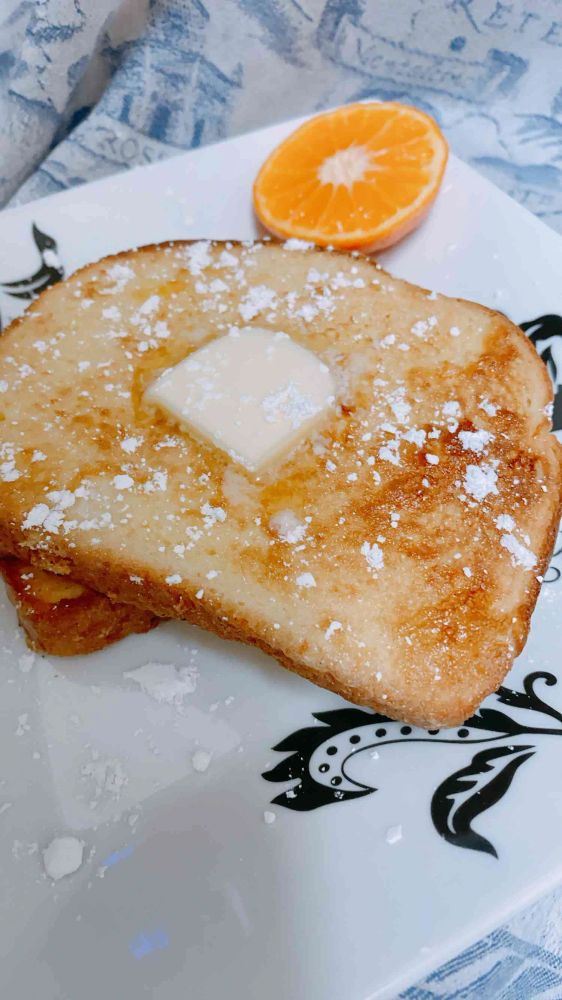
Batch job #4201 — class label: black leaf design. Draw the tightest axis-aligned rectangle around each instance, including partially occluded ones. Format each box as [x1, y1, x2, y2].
[431, 745, 535, 858]
[0, 224, 64, 331]
[496, 672, 562, 726]
[31, 223, 58, 253]
[263, 706, 377, 810]
[312, 707, 385, 728]
[271, 725, 330, 754]
[462, 706, 527, 736]
[264, 759, 373, 811]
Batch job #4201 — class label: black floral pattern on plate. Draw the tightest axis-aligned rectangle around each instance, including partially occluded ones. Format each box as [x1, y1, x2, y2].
[263, 673, 562, 859]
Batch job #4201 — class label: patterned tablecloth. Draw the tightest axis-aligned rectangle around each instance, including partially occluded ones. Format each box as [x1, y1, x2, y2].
[2, 2, 562, 996]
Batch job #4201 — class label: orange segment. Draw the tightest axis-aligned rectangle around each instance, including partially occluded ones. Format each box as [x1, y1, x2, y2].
[253, 102, 448, 250]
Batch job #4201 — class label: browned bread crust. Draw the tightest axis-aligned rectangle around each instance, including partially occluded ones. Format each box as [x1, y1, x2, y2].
[0, 558, 158, 656]
[0, 240, 560, 724]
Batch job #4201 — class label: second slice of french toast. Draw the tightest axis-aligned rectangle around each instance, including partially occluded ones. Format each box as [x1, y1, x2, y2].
[0, 558, 158, 656]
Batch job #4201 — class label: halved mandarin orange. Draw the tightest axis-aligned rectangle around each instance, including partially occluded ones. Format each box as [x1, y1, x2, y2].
[253, 102, 448, 251]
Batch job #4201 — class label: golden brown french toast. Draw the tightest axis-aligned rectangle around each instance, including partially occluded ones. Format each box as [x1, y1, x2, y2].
[0, 558, 158, 655]
[0, 240, 560, 726]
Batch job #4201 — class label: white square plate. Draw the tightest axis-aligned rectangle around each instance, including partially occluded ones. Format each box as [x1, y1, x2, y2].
[2, 113, 562, 1000]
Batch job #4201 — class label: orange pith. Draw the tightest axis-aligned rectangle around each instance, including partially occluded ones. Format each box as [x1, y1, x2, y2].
[253, 102, 449, 250]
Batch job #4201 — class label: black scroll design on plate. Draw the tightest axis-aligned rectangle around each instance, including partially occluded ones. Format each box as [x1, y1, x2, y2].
[521, 314, 562, 433]
[0, 224, 64, 330]
[263, 672, 562, 859]
[543, 532, 562, 584]
[520, 314, 562, 584]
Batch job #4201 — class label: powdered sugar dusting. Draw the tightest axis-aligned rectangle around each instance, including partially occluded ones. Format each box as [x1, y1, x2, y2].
[458, 429, 494, 453]
[201, 503, 226, 529]
[104, 263, 134, 293]
[43, 837, 84, 881]
[479, 398, 498, 417]
[262, 382, 320, 429]
[239, 285, 277, 321]
[325, 620, 342, 640]
[463, 463, 499, 502]
[385, 824, 403, 845]
[361, 540, 384, 573]
[120, 435, 143, 454]
[495, 514, 515, 532]
[269, 510, 306, 544]
[284, 238, 314, 250]
[192, 750, 212, 773]
[387, 387, 410, 426]
[185, 241, 211, 275]
[124, 662, 198, 707]
[500, 534, 536, 570]
[113, 474, 134, 490]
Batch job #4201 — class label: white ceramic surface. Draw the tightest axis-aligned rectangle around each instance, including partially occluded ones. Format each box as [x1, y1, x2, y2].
[1, 114, 562, 1000]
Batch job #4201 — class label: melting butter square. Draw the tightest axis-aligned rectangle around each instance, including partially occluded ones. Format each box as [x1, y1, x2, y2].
[144, 327, 335, 471]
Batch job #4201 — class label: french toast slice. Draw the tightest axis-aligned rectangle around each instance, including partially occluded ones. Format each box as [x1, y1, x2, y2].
[0, 558, 158, 656]
[0, 240, 560, 726]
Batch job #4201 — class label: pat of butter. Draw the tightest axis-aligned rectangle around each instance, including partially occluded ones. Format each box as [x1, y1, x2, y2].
[144, 327, 335, 471]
